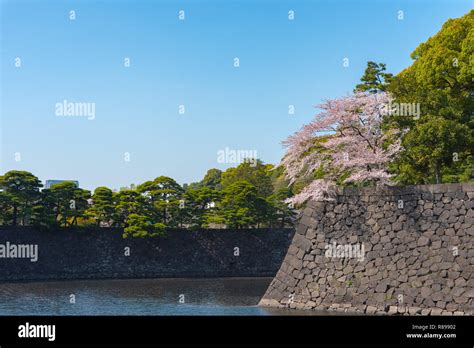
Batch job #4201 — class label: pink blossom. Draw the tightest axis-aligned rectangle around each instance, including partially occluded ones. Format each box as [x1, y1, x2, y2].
[280, 92, 402, 204]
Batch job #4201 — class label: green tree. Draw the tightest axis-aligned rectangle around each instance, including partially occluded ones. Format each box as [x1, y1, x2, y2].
[137, 176, 184, 225]
[266, 187, 297, 228]
[0, 191, 13, 225]
[217, 180, 270, 228]
[388, 10, 474, 183]
[115, 189, 148, 226]
[29, 192, 57, 230]
[43, 182, 91, 227]
[122, 214, 165, 238]
[186, 168, 223, 191]
[201, 169, 223, 190]
[354, 61, 393, 93]
[221, 160, 274, 198]
[180, 186, 221, 228]
[394, 117, 471, 184]
[0, 171, 42, 226]
[87, 187, 115, 226]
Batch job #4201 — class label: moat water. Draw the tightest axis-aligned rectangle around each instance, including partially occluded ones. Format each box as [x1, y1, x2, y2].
[0, 277, 325, 315]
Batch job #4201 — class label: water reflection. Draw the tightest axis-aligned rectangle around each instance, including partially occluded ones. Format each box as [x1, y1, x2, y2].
[0, 278, 330, 316]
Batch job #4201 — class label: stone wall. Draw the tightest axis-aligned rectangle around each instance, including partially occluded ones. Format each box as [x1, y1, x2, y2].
[259, 183, 474, 315]
[0, 227, 294, 281]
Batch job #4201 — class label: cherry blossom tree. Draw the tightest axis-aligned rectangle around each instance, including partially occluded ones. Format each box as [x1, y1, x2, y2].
[280, 92, 402, 204]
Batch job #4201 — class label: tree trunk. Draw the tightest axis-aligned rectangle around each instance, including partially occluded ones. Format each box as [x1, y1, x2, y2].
[12, 204, 17, 226]
[21, 199, 28, 226]
[435, 161, 441, 184]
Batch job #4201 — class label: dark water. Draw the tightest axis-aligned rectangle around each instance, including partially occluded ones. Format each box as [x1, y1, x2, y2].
[0, 278, 323, 316]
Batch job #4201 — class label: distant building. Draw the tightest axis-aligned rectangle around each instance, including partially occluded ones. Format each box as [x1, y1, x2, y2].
[45, 180, 79, 189]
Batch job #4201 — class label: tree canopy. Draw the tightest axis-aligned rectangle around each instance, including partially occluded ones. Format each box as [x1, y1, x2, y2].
[0, 161, 295, 236]
[388, 10, 473, 184]
[354, 61, 393, 93]
[280, 10, 473, 204]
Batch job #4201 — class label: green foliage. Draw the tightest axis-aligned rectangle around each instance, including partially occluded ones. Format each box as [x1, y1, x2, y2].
[221, 160, 274, 198]
[179, 186, 221, 228]
[122, 214, 166, 238]
[115, 189, 148, 226]
[28, 195, 57, 230]
[186, 168, 223, 192]
[0, 191, 13, 225]
[394, 117, 472, 184]
[216, 180, 272, 228]
[201, 169, 223, 190]
[138, 176, 184, 225]
[87, 187, 115, 226]
[354, 61, 393, 93]
[0, 163, 295, 234]
[42, 181, 91, 227]
[0, 170, 42, 226]
[388, 10, 474, 184]
[266, 187, 297, 228]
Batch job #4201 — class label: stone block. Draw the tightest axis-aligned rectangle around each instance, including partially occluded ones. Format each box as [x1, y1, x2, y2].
[293, 233, 312, 252]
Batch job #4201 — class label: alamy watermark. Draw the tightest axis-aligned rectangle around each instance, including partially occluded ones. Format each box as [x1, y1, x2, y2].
[381, 100, 421, 120]
[325, 242, 365, 262]
[217, 147, 257, 167]
[55, 100, 95, 120]
[18, 322, 55, 341]
[0, 242, 38, 262]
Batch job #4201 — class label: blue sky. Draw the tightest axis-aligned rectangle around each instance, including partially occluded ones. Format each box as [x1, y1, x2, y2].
[1, 0, 472, 191]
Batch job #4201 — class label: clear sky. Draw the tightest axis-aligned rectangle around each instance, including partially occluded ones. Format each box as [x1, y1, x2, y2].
[1, 0, 472, 191]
